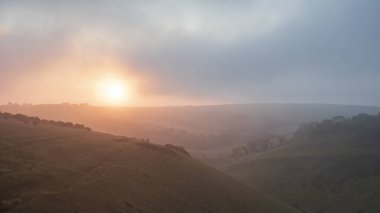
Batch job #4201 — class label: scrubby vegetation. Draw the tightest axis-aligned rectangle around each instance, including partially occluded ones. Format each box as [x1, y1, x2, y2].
[0, 111, 92, 131]
[134, 142, 190, 157]
[164, 144, 190, 156]
[231, 134, 291, 158]
[295, 113, 380, 147]
[229, 113, 380, 213]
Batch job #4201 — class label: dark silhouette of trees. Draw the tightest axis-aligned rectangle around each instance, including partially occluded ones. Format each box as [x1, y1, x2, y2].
[295, 113, 380, 147]
[230, 135, 291, 158]
[0, 111, 92, 131]
[164, 144, 190, 156]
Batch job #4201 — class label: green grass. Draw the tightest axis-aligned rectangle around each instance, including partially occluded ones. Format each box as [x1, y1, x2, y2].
[0, 118, 298, 213]
[228, 133, 380, 213]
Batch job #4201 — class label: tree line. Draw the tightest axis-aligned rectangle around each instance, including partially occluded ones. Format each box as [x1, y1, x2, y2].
[0, 111, 92, 131]
[295, 113, 380, 145]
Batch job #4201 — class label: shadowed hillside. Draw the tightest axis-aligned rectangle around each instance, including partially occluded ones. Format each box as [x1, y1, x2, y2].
[0, 114, 298, 213]
[228, 113, 380, 213]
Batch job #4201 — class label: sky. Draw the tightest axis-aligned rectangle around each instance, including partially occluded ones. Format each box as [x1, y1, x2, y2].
[0, 0, 380, 106]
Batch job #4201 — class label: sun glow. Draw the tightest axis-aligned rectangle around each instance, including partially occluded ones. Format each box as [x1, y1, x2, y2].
[97, 77, 131, 106]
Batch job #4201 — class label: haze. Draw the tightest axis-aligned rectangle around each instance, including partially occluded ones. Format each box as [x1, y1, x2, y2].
[1, 0, 380, 106]
[2, 2, 380, 212]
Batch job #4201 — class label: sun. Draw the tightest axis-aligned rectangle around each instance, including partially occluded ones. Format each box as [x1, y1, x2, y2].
[105, 82, 124, 100]
[97, 77, 130, 105]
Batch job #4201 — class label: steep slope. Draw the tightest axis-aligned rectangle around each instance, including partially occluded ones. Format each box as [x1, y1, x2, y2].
[0, 118, 297, 213]
[228, 114, 380, 213]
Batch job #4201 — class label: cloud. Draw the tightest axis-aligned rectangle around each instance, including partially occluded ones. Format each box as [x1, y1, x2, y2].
[0, 0, 380, 105]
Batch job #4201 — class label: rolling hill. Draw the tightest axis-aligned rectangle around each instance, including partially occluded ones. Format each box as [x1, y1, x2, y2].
[1, 103, 380, 150]
[228, 114, 380, 213]
[0, 114, 297, 213]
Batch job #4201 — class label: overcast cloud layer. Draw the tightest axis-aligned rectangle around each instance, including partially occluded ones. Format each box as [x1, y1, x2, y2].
[1, 0, 380, 105]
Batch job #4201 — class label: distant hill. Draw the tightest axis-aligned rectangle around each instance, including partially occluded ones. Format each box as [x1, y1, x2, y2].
[0, 115, 297, 213]
[228, 113, 380, 213]
[1, 103, 380, 150]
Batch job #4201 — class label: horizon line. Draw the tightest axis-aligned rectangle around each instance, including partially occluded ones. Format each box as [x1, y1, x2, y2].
[1, 102, 380, 108]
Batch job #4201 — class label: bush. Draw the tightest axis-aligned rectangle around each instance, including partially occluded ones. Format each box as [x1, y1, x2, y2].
[164, 144, 190, 156]
[0, 112, 92, 131]
[135, 142, 176, 156]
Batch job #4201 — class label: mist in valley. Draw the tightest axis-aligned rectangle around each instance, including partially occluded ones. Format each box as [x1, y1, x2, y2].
[1, 0, 380, 212]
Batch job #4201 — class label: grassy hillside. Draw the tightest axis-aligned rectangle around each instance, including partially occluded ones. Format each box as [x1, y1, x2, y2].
[228, 114, 380, 213]
[1, 103, 380, 150]
[0, 116, 297, 213]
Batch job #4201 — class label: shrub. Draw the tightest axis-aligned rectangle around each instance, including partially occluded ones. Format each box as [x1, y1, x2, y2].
[0, 112, 92, 131]
[164, 144, 190, 156]
[135, 142, 177, 156]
